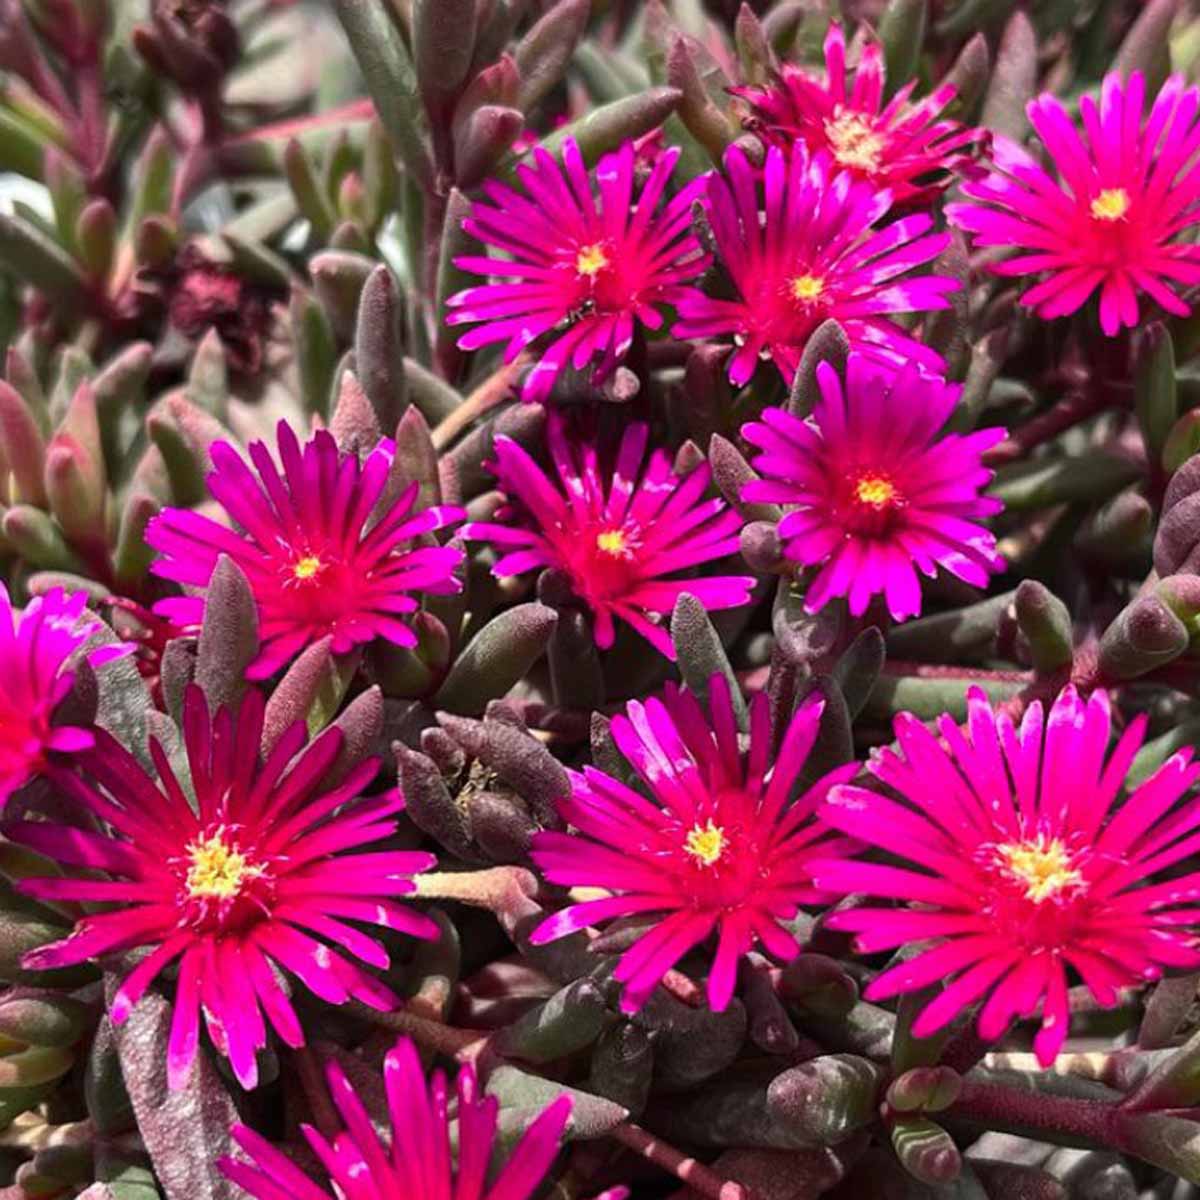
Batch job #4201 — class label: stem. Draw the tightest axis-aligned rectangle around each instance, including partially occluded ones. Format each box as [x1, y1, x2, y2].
[982, 388, 1108, 467]
[291, 1047, 342, 1140]
[882, 661, 1031, 683]
[610, 1122, 753, 1200]
[414, 866, 538, 913]
[347, 1001, 489, 1062]
[430, 356, 529, 450]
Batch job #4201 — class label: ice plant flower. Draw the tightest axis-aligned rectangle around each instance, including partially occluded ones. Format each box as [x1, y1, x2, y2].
[446, 137, 708, 403]
[742, 356, 1005, 620]
[146, 420, 465, 679]
[674, 143, 959, 386]
[5, 685, 437, 1089]
[0, 586, 129, 807]
[811, 686, 1200, 1065]
[462, 415, 754, 658]
[529, 675, 859, 1012]
[733, 23, 982, 202]
[947, 71, 1200, 334]
[221, 1036, 626, 1200]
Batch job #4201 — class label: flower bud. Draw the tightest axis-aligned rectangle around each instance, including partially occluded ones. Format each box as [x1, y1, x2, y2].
[891, 1116, 961, 1185]
[887, 1067, 963, 1115]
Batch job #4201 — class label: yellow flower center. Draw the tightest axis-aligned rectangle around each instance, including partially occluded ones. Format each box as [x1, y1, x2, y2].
[825, 110, 885, 173]
[684, 820, 726, 867]
[791, 274, 825, 302]
[184, 833, 258, 901]
[292, 554, 325, 582]
[595, 528, 630, 556]
[854, 474, 900, 508]
[576, 243, 610, 277]
[995, 836, 1083, 904]
[1090, 188, 1131, 222]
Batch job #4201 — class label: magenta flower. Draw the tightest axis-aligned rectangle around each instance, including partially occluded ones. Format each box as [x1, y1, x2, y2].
[146, 421, 465, 679]
[6, 685, 437, 1089]
[812, 686, 1200, 1065]
[733, 23, 982, 203]
[462, 415, 753, 659]
[673, 143, 958, 387]
[530, 676, 858, 1013]
[446, 137, 708, 403]
[0, 586, 129, 807]
[742, 356, 1005, 620]
[947, 71, 1200, 335]
[221, 1036, 626, 1200]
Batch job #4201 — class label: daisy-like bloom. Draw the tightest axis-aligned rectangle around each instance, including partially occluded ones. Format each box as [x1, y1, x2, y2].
[947, 71, 1200, 335]
[529, 675, 859, 1013]
[673, 143, 959, 387]
[0, 586, 129, 807]
[462, 415, 754, 658]
[445, 137, 708, 403]
[811, 686, 1200, 1065]
[146, 421, 465, 679]
[733, 24, 982, 203]
[5, 685, 437, 1089]
[742, 356, 1005, 620]
[221, 1036, 627, 1200]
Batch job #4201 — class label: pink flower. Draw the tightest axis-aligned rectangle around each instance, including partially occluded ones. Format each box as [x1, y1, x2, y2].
[221, 1036, 599, 1200]
[674, 143, 959, 386]
[462, 415, 754, 659]
[733, 23, 982, 203]
[530, 676, 858, 1013]
[446, 137, 708, 402]
[146, 421, 464, 679]
[947, 71, 1200, 335]
[742, 356, 1004, 620]
[0, 586, 129, 807]
[812, 686, 1200, 1065]
[5, 685, 437, 1089]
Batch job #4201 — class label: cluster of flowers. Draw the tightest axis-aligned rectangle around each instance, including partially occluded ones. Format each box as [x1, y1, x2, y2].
[7, 24, 1200, 1200]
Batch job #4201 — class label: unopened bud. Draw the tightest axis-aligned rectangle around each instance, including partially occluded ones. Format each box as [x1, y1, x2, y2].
[891, 1116, 961, 1185]
[886, 1066, 963, 1114]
